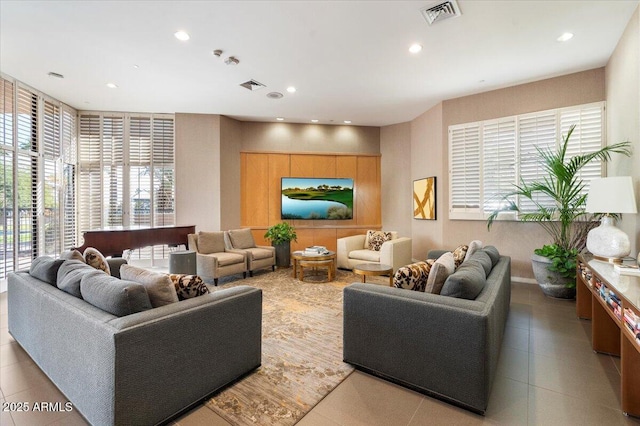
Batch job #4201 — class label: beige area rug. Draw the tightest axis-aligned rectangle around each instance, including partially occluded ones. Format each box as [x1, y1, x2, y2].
[205, 267, 380, 425]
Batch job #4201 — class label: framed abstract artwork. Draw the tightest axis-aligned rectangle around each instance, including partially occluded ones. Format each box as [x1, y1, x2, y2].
[413, 176, 436, 220]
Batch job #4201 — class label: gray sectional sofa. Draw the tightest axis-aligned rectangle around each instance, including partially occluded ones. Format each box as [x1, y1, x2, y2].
[343, 249, 511, 414]
[7, 258, 262, 426]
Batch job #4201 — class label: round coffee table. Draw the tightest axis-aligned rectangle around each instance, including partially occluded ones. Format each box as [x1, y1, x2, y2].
[353, 263, 394, 286]
[291, 250, 337, 282]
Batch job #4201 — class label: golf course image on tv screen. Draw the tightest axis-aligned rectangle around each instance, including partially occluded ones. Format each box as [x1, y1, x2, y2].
[281, 177, 353, 220]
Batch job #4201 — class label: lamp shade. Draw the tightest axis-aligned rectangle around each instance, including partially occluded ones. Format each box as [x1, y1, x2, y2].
[585, 176, 637, 214]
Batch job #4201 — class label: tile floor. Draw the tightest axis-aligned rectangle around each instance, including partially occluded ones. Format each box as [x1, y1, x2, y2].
[1, 282, 639, 426]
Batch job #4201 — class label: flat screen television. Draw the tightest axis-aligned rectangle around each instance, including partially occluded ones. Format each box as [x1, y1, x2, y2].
[281, 177, 354, 220]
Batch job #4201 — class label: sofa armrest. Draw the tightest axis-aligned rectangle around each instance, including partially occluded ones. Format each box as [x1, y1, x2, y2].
[337, 235, 366, 269]
[343, 283, 491, 413]
[196, 252, 219, 278]
[379, 237, 412, 272]
[256, 245, 276, 253]
[427, 249, 450, 260]
[109, 286, 262, 425]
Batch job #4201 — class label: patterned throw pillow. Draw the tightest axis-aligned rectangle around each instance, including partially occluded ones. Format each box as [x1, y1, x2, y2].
[83, 247, 111, 275]
[169, 274, 209, 300]
[366, 230, 392, 251]
[393, 260, 434, 292]
[452, 244, 469, 269]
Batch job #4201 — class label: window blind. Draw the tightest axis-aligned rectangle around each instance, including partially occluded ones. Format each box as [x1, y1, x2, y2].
[62, 107, 77, 250]
[449, 123, 481, 217]
[482, 118, 516, 212]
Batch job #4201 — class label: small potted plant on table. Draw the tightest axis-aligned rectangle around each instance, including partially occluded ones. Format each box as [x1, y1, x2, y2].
[264, 222, 297, 268]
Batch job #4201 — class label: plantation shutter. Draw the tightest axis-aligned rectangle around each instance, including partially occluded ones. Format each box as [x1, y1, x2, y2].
[61, 107, 77, 249]
[42, 100, 61, 257]
[0, 79, 14, 276]
[449, 123, 481, 218]
[559, 104, 604, 195]
[78, 114, 102, 233]
[129, 116, 152, 227]
[152, 117, 174, 227]
[517, 112, 556, 213]
[0, 79, 14, 147]
[482, 118, 516, 213]
[102, 115, 124, 227]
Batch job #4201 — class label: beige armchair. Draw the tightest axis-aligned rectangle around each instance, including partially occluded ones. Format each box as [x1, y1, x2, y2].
[337, 231, 412, 273]
[226, 228, 276, 276]
[188, 231, 247, 286]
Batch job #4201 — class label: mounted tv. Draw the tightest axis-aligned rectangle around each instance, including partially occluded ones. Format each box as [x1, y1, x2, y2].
[281, 177, 353, 220]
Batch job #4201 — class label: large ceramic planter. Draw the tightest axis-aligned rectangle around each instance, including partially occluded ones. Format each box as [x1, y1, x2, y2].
[273, 241, 291, 268]
[531, 253, 576, 299]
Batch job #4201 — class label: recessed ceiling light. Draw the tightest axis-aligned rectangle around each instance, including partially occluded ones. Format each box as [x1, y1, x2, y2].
[311, 119, 319, 123]
[174, 31, 190, 41]
[133, 64, 139, 69]
[557, 32, 574, 42]
[106, 83, 118, 89]
[276, 117, 284, 121]
[286, 86, 296, 93]
[344, 120, 352, 124]
[409, 43, 422, 53]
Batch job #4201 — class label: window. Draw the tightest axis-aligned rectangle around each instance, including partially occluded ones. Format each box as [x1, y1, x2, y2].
[449, 102, 605, 220]
[77, 112, 175, 260]
[0, 76, 77, 278]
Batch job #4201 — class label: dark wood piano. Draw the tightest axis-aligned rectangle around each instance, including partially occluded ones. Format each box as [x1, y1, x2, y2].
[75, 225, 196, 257]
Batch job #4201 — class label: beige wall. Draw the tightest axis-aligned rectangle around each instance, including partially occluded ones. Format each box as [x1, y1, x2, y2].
[241, 122, 380, 154]
[380, 122, 412, 240]
[220, 116, 242, 230]
[606, 6, 640, 255]
[175, 113, 221, 231]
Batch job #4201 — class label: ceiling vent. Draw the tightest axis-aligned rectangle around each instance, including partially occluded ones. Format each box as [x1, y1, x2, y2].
[420, 0, 461, 25]
[240, 79, 266, 91]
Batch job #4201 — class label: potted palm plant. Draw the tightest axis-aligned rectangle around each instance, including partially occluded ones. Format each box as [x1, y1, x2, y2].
[487, 125, 631, 298]
[264, 222, 298, 267]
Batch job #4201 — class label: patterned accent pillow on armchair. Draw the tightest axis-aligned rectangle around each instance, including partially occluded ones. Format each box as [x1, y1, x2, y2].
[366, 230, 392, 251]
[393, 260, 434, 292]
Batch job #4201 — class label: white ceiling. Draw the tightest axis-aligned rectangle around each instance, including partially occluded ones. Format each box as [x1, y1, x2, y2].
[1, 1, 638, 127]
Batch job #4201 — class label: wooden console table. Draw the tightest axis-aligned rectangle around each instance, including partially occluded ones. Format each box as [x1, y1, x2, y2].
[576, 254, 640, 417]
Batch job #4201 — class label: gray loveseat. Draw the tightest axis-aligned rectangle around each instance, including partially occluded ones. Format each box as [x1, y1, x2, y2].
[343, 250, 511, 414]
[7, 259, 262, 425]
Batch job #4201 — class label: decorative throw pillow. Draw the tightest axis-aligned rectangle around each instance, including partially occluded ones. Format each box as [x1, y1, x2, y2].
[197, 231, 226, 254]
[57, 259, 94, 298]
[80, 269, 152, 317]
[482, 245, 501, 267]
[120, 264, 179, 307]
[228, 228, 256, 250]
[59, 249, 85, 262]
[425, 252, 455, 294]
[29, 256, 65, 285]
[470, 250, 492, 276]
[393, 260, 433, 292]
[366, 230, 392, 251]
[464, 240, 483, 262]
[169, 274, 209, 300]
[452, 244, 469, 269]
[83, 247, 110, 275]
[440, 259, 487, 300]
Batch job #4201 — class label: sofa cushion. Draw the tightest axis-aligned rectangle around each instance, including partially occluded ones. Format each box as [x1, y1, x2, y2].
[393, 261, 433, 292]
[245, 247, 273, 261]
[425, 252, 455, 294]
[366, 230, 392, 251]
[169, 274, 209, 300]
[80, 270, 152, 317]
[349, 249, 381, 263]
[440, 259, 487, 300]
[29, 256, 65, 285]
[470, 250, 493, 276]
[208, 251, 244, 267]
[57, 259, 94, 298]
[228, 228, 256, 250]
[464, 240, 483, 262]
[452, 244, 469, 269]
[120, 264, 179, 307]
[198, 231, 226, 254]
[83, 247, 111, 275]
[482, 245, 501, 267]
[59, 249, 85, 262]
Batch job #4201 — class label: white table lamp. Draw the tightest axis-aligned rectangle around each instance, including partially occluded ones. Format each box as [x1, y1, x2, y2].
[585, 176, 637, 262]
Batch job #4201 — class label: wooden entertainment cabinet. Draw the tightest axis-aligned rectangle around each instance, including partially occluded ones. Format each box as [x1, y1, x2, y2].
[576, 254, 640, 417]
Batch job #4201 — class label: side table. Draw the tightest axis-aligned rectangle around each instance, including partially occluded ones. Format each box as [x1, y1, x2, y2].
[353, 263, 394, 286]
[169, 250, 197, 275]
